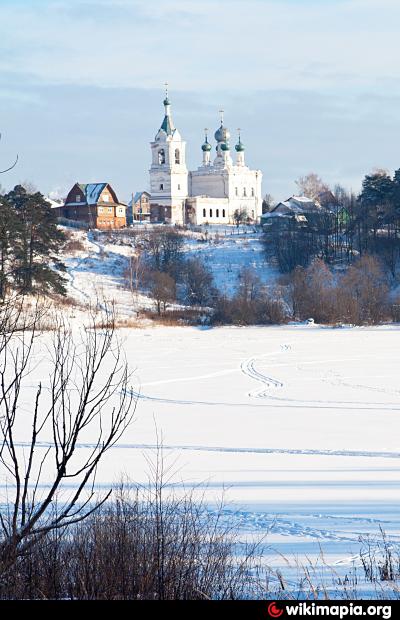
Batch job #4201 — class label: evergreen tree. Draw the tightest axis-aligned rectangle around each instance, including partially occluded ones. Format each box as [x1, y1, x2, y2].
[357, 170, 394, 252]
[0, 197, 17, 299]
[5, 185, 67, 295]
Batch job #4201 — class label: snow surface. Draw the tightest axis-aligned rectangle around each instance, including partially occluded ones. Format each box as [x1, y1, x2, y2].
[183, 229, 278, 294]
[9, 322, 400, 584]
[15, 228, 397, 589]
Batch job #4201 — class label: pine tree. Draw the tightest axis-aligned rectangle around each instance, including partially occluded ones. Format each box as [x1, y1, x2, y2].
[5, 185, 67, 296]
[357, 170, 394, 252]
[0, 197, 18, 299]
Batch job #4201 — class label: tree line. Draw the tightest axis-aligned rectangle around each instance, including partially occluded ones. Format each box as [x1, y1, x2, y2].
[264, 168, 400, 277]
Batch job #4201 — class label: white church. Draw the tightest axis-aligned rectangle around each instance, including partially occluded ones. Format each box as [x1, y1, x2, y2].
[149, 90, 263, 226]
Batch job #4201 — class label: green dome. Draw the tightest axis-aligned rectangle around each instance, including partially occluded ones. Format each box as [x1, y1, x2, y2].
[235, 140, 245, 152]
[163, 97, 171, 106]
[202, 139, 212, 152]
[221, 142, 230, 151]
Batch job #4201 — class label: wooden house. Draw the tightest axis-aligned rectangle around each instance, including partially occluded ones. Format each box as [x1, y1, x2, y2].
[62, 183, 126, 229]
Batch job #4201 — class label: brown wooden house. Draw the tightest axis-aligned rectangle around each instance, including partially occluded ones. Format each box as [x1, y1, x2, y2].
[62, 183, 127, 229]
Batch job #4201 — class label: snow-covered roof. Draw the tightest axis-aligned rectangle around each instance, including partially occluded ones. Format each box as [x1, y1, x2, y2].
[268, 196, 322, 217]
[45, 197, 64, 209]
[129, 191, 151, 206]
[79, 183, 108, 205]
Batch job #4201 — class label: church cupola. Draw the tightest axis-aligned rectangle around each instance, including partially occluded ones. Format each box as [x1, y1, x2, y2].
[202, 128, 212, 166]
[214, 110, 231, 145]
[214, 110, 233, 167]
[156, 83, 176, 140]
[235, 129, 245, 166]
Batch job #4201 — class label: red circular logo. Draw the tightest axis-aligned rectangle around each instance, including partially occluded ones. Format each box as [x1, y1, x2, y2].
[267, 602, 284, 618]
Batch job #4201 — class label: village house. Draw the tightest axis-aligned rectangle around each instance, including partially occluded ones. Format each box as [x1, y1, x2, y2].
[61, 183, 127, 229]
[127, 191, 151, 225]
[261, 195, 331, 232]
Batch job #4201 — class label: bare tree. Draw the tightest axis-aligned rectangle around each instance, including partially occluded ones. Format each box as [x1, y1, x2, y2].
[295, 173, 329, 201]
[233, 208, 248, 229]
[181, 257, 215, 306]
[150, 271, 176, 315]
[0, 306, 136, 571]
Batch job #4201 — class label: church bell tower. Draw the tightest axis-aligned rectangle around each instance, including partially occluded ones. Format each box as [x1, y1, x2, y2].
[149, 84, 188, 224]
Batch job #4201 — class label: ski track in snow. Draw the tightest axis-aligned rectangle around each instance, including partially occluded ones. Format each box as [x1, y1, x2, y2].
[213, 509, 397, 544]
[12, 440, 400, 459]
[239, 348, 400, 408]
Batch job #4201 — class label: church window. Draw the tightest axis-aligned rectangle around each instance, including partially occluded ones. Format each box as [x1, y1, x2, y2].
[158, 149, 166, 165]
[175, 149, 180, 164]
[251, 188, 255, 197]
[178, 184, 181, 190]
[203, 208, 206, 217]
[210, 209, 213, 218]
[222, 209, 226, 218]
[235, 187, 238, 196]
[243, 188, 247, 197]
[216, 209, 219, 218]
[160, 184, 164, 190]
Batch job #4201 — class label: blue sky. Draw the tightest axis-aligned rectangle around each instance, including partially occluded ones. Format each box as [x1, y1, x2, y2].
[1, 0, 400, 202]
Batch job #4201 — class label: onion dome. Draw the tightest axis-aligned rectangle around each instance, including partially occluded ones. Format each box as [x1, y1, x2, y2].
[214, 124, 231, 144]
[164, 97, 171, 106]
[235, 129, 245, 152]
[221, 142, 230, 152]
[202, 129, 212, 152]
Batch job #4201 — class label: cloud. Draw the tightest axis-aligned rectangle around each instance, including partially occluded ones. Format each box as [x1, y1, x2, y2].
[1, 1, 400, 200]
[1, 0, 400, 92]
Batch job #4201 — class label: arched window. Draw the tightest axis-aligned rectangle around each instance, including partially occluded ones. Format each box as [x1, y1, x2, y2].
[235, 187, 238, 196]
[158, 149, 165, 165]
[209, 209, 213, 218]
[216, 209, 219, 218]
[251, 188, 255, 197]
[222, 209, 226, 218]
[175, 149, 180, 164]
[203, 208, 206, 217]
[243, 188, 247, 197]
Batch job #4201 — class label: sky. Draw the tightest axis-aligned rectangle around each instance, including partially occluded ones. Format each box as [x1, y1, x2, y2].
[1, 0, 400, 202]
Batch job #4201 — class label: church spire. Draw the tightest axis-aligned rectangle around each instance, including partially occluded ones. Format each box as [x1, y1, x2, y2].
[159, 82, 175, 137]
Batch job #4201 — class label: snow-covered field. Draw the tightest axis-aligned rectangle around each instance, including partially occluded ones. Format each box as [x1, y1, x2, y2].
[120, 325, 400, 578]
[17, 229, 398, 588]
[13, 321, 400, 586]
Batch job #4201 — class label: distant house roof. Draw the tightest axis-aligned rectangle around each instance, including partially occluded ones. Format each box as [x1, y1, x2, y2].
[317, 190, 338, 207]
[264, 196, 323, 218]
[45, 197, 64, 209]
[65, 182, 123, 206]
[129, 191, 151, 206]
